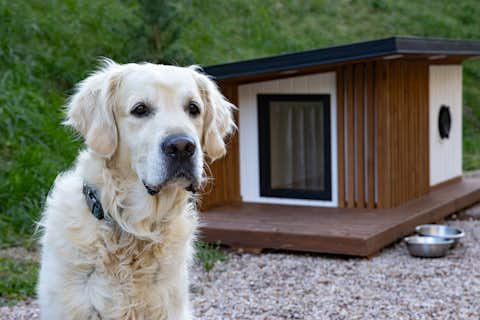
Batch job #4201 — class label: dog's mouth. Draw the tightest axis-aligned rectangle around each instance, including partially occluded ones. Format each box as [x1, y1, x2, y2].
[143, 170, 199, 196]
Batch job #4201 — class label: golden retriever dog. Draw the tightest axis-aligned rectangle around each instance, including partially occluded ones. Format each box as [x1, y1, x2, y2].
[37, 60, 235, 319]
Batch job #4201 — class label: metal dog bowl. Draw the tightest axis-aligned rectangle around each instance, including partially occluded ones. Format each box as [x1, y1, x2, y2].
[404, 235, 453, 258]
[415, 224, 465, 246]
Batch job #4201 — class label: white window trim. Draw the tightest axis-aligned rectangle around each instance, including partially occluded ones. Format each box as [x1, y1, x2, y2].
[238, 72, 338, 207]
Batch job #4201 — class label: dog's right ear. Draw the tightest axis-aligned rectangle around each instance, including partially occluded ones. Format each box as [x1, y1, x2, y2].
[64, 60, 121, 158]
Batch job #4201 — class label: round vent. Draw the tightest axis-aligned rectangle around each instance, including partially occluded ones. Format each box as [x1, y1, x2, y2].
[438, 105, 451, 139]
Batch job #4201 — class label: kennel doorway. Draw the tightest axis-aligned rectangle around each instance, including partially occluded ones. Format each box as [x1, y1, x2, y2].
[257, 94, 332, 201]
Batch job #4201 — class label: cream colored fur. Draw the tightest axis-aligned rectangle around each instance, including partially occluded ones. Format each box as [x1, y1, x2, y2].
[37, 60, 234, 319]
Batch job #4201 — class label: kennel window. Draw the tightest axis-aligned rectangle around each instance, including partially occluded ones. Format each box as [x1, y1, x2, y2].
[258, 94, 332, 200]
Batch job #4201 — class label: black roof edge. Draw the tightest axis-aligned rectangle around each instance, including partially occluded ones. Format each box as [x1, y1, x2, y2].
[203, 36, 480, 81]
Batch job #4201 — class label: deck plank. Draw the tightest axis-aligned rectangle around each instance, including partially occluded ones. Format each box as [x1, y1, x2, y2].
[200, 176, 480, 256]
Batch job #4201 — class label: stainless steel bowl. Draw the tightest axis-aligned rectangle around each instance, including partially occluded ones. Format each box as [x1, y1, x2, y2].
[415, 224, 465, 246]
[404, 235, 453, 258]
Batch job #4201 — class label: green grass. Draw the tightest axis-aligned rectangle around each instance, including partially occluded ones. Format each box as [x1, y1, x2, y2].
[196, 242, 227, 272]
[0, 257, 39, 306]
[1, 0, 480, 303]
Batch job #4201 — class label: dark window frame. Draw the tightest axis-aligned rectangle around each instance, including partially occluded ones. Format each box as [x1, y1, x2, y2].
[257, 94, 332, 201]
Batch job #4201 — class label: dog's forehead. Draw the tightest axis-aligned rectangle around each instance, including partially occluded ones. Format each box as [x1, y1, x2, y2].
[118, 64, 201, 105]
[117, 64, 201, 107]
[126, 65, 196, 89]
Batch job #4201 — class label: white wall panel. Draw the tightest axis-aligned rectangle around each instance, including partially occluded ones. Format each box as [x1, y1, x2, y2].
[429, 65, 463, 186]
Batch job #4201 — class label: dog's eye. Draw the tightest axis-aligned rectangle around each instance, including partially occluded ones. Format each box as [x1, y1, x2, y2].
[187, 102, 201, 117]
[131, 102, 151, 117]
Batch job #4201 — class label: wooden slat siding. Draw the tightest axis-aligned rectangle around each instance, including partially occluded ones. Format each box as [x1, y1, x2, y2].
[395, 61, 402, 205]
[346, 65, 356, 208]
[410, 62, 420, 198]
[372, 60, 430, 208]
[355, 64, 366, 208]
[418, 62, 428, 197]
[405, 62, 413, 201]
[384, 60, 393, 208]
[227, 83, 241, 204]
[420, 62, 430, 196]
[400, 61, 429, 206]
[231, 85, 241, 201]
[375, 61, 390, 208]
[225, 84, 237, 202]
[200, 83, 241, 210]
[404, 61, 412, 203]
[399, 61, 405, 205]
[336, 67, 346, 207]
[366, 63, 376, 208]
[406, 62, 413, 199]
[392, 61, 401, 206]
[219, 85, 230, 204]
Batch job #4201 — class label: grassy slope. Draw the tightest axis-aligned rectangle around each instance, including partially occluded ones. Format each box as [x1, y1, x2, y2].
[1, 0, 480, 251]
[0, 0, 146, 247]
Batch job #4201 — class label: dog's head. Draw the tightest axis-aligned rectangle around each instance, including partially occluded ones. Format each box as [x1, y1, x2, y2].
[65, 60, 235, 195]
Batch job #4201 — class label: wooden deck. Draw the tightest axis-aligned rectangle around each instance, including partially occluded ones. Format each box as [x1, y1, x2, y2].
[200, 175, 480, 256]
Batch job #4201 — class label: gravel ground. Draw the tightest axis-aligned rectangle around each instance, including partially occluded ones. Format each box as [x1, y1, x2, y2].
[0, 300, 39, 320]
[2, 218, 480, 319]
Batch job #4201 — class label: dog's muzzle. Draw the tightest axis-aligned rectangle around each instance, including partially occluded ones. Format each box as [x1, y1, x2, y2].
[143, 134, 200, 195]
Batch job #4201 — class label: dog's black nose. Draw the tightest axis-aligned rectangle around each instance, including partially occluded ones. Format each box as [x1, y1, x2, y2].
[161, 135, 196, 160]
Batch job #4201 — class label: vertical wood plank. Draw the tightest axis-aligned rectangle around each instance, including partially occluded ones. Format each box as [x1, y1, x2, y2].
[405, 62, 414, 199]
[393, 61, 401, 207]
[375, 61, 391, 208]
[336, 68, 346, 207]
[375, 62, 384, 208]
[227, 84, 241, 203]
[395, 61, 403, 205]
[408, 62, 417, 200]
[421, 62, 430, 195]
[356, 64, 365, 208]
[402, 61, 408, 203]
[366, 62, 376, 208]
[222, 86, 232, 203]
[346, 65, 356, 208]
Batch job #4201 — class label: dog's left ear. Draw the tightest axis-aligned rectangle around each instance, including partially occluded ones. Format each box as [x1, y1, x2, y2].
[64, 60, 121, 158]
[191, 67, 236, 162]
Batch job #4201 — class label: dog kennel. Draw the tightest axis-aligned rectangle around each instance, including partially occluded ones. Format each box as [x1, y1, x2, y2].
[199, 36, 480, 256]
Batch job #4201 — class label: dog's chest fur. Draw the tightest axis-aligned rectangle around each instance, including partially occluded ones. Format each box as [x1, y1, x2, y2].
[85, 225, 192, 319]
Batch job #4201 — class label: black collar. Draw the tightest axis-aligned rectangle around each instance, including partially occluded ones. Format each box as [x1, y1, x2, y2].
[82, 183, 105, 220]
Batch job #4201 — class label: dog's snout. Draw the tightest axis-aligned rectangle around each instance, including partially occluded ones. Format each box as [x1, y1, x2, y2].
[161, 135, 196, 159]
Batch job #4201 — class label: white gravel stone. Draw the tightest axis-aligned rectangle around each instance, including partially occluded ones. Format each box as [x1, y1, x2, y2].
[0, 300, 39, 320]
[1, 219, 480, 319]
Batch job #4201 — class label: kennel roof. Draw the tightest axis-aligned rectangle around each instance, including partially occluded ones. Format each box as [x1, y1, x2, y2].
[203, 36, 480, 82]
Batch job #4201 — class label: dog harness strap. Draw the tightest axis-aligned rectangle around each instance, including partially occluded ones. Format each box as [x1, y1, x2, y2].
[82, 183, 105, 220]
